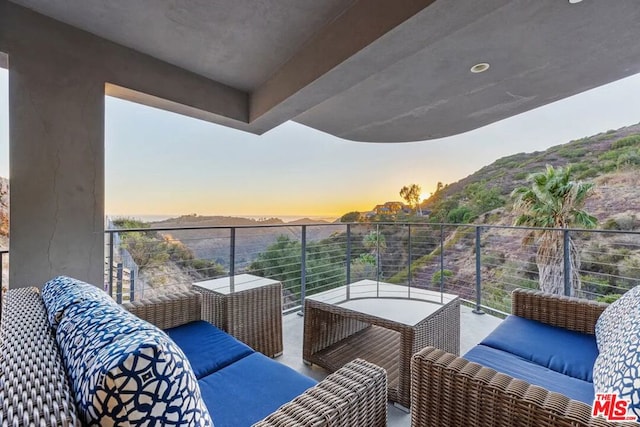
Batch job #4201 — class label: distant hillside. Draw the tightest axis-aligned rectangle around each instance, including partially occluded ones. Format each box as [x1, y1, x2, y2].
[149, 215, 337, 268]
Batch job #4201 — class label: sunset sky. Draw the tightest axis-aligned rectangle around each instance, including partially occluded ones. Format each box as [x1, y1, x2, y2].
[1, 68, 640, 220]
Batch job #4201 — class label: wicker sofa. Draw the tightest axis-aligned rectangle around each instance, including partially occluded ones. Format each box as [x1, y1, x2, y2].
[411, 289, 636, 427]
[0, 278, 387, 426]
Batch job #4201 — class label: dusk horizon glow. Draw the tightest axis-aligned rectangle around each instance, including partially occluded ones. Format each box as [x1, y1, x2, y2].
[2, 68, 640, 219]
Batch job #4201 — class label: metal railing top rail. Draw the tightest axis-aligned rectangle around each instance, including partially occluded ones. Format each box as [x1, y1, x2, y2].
[105, 221, 640, 236]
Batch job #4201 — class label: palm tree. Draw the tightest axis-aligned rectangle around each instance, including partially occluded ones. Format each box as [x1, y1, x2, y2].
[511, 165, 597, 296]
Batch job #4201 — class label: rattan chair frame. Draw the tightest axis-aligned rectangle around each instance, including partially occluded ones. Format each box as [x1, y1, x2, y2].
[409, 289, 634, 427]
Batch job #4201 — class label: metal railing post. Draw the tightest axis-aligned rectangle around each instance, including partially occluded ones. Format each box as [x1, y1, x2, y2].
[376, 224, 381, 296]
[473, 226, 485, 314]
[116, 262, 123, 304]
[108, 232, 114, 298]
[229, 227, 236, 279]
[130, 270, 135, 302]
[346, 224, 351, 299]
[440, 224, 444, 303]
[300, 225, 307, 313]
[563, 229, 571, 296]
[407, 224, 412, 295]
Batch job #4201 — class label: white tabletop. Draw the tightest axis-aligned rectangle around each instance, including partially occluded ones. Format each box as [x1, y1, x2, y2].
[307, 279, 458, 326]
[193, 273, 280, 294]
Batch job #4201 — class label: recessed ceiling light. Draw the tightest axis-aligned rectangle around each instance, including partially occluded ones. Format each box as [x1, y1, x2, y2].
[470, 63, 490, 74]
[569, 0, 583, 3]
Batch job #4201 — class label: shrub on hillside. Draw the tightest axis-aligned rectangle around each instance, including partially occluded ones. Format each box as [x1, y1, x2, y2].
[431, 269, 453, 285]
[447, 206, 475, 224]
[603, 214, 637, 231]
[617, 150, 640, 170]
[612, 134, 640, 149]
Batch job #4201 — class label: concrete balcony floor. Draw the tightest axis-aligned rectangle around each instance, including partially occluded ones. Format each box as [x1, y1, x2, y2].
[278, 305, 503, 427]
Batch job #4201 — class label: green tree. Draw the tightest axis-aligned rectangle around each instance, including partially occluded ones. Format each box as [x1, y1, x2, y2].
[248, 235, 346, 302]
[400, 184, 423, 215]
[340, 211, 361, 222]
[511, 165, 597, 295]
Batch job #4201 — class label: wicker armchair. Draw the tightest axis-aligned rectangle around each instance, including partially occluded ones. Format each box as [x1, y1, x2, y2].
[410, 289, 633, 427]
[124, 291, 388, 427]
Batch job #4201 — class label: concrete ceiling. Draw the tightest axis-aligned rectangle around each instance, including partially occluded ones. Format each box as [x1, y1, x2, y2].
[9, 0, 640, 142]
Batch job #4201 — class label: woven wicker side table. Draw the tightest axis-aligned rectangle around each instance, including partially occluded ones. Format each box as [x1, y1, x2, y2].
[303, 279, 459, 409]
[194, 274, 283, 357]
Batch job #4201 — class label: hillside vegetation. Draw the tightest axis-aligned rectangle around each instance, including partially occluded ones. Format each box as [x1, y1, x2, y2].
[424, 123, 640, 224]
[400, 123, 640, 310]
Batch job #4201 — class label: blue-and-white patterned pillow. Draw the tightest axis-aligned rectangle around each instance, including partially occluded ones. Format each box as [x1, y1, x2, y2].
[595, 285, 640, 352]
[593, 319, 640, 422]
[56, 301, 154, 386]
[42, 276, 116, 328]
[56, 299, 214, 425]
[80, 330, 213, 425]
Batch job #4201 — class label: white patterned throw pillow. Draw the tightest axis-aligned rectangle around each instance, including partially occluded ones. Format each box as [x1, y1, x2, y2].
[78, 329, 213, 426]
[55, 287, 214, 425]
[593, 285, 640, 422]
[42, 275, 117, 328]
[593, 322, 640, 421]
[595, 285, 640, 352]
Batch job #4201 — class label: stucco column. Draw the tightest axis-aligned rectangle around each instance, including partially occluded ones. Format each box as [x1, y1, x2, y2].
[9, 46, 105, 288]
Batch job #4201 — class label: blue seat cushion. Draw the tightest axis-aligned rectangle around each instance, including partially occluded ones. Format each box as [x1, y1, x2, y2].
[465, 344, 594, 404]
[199, 352, 317, 427]
[480, 315, 598, 382]
[165, 320, 254, 379]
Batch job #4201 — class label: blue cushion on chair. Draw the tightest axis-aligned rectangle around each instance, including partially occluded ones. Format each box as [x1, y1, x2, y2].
[199, 353, 317, 427]
[465, 344, 595, 404]
[42, 276, 117, 328]
[165, 321, 254, 379]
[480, 315, 599, 382]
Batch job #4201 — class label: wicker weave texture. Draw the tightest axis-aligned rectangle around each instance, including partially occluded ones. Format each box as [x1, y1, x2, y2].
[410, 290, 630, 427]
[254, 359, 387, 427]
[197, 282, 283, 357]
[411, 347, 631, 427]
[122, 290, 202, 330]
[303, 297, 460, 409]
[512, 288, 607, 334]
[0, 288, 79, 426]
